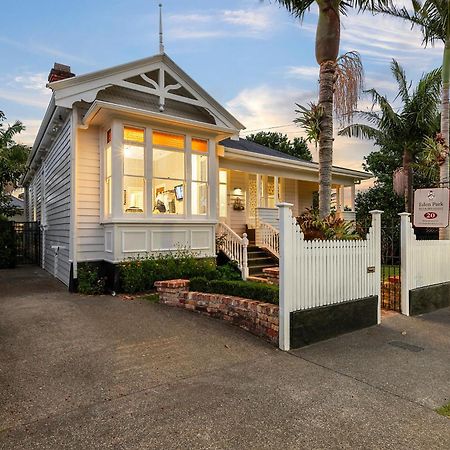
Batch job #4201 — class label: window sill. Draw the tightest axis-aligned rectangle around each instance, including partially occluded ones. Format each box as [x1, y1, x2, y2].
[101, 218, 218, 225]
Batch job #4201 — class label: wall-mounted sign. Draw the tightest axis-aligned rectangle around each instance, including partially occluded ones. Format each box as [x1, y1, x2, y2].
[413, 188, 449, 228]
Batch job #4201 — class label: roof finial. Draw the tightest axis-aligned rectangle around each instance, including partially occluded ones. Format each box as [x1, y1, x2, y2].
[159, 3, 164, 54]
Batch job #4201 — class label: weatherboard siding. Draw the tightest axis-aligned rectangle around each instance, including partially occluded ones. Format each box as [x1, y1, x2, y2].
[76, 126, 105, 261]
[42, 118, 72, 285]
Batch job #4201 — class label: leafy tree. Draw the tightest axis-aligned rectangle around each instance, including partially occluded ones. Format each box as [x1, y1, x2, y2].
[275, 1, 388, 217]
[246, 131, 313, 161]
[374, 0, 450, 198]
[339, 60, 441, 213]
[0, 111, 30, 218]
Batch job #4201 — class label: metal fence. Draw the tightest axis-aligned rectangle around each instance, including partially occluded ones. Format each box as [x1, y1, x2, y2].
[0, 221, 41, 268]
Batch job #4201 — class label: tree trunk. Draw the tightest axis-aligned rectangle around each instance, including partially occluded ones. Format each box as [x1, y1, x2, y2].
[439, 31, 450, 239]
[403, 148, 413, 214]
[315, 0, 340, 218]
[318, 61, 336, 218]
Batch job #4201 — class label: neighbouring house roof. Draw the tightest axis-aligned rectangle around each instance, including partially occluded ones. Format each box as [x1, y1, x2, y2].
[10, 196, 24, 209]
[220, 138, 372, 181]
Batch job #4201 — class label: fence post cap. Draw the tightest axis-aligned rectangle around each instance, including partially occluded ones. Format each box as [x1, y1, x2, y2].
[369, 210, 384, 215]
[276, 202, 294, 208]
[398, 212, 411, 217]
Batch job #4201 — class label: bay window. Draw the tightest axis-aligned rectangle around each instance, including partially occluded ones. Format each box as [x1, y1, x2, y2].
[191, 138, 208, 215]
[152, 131, 185, 215]
[103, 124, 212, 220]
[123, 127, 145, 214]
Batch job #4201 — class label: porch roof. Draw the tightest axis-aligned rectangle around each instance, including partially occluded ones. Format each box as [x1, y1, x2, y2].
[219, 138, 372, 182]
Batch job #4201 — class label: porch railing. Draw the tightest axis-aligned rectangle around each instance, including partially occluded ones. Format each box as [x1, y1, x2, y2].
[257, 221, 280, 258]
[217, 222, 249, 280]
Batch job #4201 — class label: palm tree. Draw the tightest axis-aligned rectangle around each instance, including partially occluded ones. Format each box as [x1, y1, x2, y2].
[275, 0, 388, 218]
[373, 0, 450, 232]
[339, 60, 442, 212]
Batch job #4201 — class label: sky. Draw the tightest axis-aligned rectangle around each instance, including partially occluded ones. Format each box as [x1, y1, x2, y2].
[0, 0, 443, 176]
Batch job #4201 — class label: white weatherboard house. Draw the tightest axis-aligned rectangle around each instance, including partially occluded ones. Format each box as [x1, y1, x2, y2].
[23, 53, 371, 288]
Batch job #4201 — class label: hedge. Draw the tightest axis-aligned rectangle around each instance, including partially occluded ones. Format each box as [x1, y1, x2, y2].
[189, 277, 279, 305]
[119, 253, 217, 294]
[0, 220, 16, 269]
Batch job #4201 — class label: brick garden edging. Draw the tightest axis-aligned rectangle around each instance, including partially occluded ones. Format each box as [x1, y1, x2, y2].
[154, 279, 279, 345]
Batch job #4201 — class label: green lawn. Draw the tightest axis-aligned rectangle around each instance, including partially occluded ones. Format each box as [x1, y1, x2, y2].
[436, 402, 450, 418]
[381, 265, 400, 281]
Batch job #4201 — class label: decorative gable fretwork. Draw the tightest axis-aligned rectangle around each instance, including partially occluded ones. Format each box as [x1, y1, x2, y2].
[121, 68, 199, 113]
[50, 55, 243, 130]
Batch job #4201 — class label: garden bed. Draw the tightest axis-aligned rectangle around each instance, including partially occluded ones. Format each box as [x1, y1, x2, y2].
[155, 279, 279, 345]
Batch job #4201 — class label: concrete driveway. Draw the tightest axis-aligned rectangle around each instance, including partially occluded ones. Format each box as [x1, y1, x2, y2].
[1, 267, 450, 449]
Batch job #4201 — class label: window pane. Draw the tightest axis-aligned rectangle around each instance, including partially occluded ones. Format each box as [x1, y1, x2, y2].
[124, 144, 144, 176]
[219, 184, 227, 218]
[192, 154, 208, 182]
[192, 138, 208, 153]
[153, 131, 184, 149]
[192, 182, 208, 215]
[123, 176, 144, 213]
[153, 148, 184, 179]
[153, 179, 184, 215]
[124, 126, 144, 143]
[105, 178, 112, 216]
[105, 146, 112, 178]
[219, 170, 227, 184]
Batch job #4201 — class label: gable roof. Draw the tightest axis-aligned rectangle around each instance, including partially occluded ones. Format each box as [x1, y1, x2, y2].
[48, 53, 244, 131]
[220, 138, 372, 180]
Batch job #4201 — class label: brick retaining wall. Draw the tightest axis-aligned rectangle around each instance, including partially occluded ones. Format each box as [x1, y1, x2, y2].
[155, 279, 279, 345]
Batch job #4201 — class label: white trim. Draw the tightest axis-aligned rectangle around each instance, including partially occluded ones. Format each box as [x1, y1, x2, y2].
[222, 147, 372, 181]
[121, 230, 148, 253]
[83, 100, 240, 136]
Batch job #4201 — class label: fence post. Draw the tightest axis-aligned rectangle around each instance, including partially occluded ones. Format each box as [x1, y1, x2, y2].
[399, 212, 411, 316]
[242, 233, 249, 280]
[370, 210, 383, 324]
[277, 202, 293, 351]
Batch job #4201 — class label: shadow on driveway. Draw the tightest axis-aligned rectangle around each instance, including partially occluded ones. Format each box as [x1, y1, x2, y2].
[1, 267, 450, 449]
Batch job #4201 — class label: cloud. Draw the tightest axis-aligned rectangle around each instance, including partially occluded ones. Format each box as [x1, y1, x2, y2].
[14, 119, 43, 146]
[286, 66, 319, 79]
[167, 5, 279, 40]
[0, 36, 90, 65]
[0, 72, 51, 109]
[226, 84, 315, 133]
[226, 84, 377, 171]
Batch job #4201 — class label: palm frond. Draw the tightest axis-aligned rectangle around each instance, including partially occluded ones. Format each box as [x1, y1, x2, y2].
[338, 123, 381, 140]
[335, 51, 365, 124]
[390, 60, 411, 106]
[273, 0, 316, 21]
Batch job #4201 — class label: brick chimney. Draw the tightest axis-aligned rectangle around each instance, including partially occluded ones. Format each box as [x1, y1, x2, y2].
[48, 63, 75, 83]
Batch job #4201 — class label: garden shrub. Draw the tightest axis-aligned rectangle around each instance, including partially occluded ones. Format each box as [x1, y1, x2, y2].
[0, 220, 16, 269]
[77, 263, 106, 295]
[189, 277, 279, 305]
[297, 208, 360, 240]
[119, 250, 217, 294]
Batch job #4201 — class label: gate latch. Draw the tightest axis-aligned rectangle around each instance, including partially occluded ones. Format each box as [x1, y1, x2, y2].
[367, 266, 376, 273]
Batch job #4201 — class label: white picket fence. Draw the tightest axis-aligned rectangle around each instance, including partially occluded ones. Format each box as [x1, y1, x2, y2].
[400, 213, 450, 315]
[278, 203, 382, 351]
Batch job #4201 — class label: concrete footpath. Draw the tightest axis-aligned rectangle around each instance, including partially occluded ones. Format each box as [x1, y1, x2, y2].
[1, 267, 449, 449]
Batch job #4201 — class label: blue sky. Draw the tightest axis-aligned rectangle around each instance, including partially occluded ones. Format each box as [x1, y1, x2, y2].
[0, 0, 443, 172]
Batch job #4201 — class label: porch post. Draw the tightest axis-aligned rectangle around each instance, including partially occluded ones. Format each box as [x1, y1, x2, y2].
[277, 202, 294, 351]
[340, 185, 345, 211]
[370, 210, 383, 324]
[399, 212, 412, 316]
[274, 176, 279, 205]
[256, 174, 262, 208]
[350, 184, 356, 211]
[336, 186, 342, 211]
